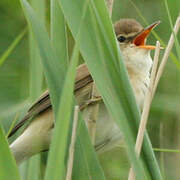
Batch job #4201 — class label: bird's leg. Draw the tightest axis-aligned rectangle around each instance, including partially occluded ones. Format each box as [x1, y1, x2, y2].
[81, 83, 101, 144]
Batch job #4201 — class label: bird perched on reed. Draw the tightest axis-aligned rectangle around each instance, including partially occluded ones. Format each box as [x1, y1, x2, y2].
[9, 18, 159, 165]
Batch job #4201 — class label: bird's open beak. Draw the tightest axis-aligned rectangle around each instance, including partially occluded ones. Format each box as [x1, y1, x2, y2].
[133, 21, 161, 50]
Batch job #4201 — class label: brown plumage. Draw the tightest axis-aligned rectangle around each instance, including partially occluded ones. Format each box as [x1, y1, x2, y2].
[8, 64, 93, 137]
[114, 18, 143, 36]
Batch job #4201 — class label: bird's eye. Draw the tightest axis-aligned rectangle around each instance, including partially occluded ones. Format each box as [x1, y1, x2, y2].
[117, 36, 126, 43]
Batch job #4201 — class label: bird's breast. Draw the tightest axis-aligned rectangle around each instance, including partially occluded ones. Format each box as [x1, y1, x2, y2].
[128, 71, 150, 108]
[122, 46, 153, 108]
[78, 50, 153, 152]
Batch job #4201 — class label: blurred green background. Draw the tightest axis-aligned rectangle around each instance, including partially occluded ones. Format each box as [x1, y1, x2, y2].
[0, 0, 180, 179]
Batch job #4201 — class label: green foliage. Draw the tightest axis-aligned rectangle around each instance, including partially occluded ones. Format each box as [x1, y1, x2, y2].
[0, 0, 180, 179]
[44, 36, 79, 180]
[72, 118, 106, 180]
[20, 0, 105, 179]
[0, 126, 20, 180]
[58, 0, 162, 179]
[20, 0, 65, 114]
[0, 28, 27, 67]
[50, 0, 69, 69]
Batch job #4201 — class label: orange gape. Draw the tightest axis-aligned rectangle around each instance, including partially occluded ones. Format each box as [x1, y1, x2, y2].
[133, 21, 160, 49]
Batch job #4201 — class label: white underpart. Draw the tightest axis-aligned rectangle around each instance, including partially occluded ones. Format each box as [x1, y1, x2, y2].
[94, 45, 152, 153]
[122, 45, 152, 108]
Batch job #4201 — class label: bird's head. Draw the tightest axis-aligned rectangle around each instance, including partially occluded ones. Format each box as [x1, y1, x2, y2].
[114, 18, 160, 73]
[114, 18, 160, 50]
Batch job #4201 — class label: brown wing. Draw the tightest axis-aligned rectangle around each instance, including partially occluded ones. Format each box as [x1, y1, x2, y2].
[8, 64, 93, 138]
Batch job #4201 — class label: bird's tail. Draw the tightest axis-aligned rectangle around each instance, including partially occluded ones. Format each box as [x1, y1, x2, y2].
[10, 110, 53, 165]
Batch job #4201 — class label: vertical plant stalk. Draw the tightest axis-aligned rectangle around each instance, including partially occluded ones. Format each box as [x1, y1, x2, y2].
[106, 0, 114, 17]
[153, 15, 180, 96]
[86, 84, 101, 144]
[129, 14, 180, 180]
[66, 106, 79, 180]
[128, 41, 161, 180]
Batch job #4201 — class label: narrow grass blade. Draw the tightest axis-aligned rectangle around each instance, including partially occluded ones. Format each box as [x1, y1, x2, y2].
[6, 113, 19, 138]
[0, 125, 20, 180]
[0, 28, 27, 67]
[44, 33, 80, 180]
[72, 116, 105, 180]
[25, 0, 46, 179]
[29, 0, 45, 101]
[29, 30, 44, 100]
[164, 0, 180, 61]
[26, 155, 41, 180]
[19, 162, 29, 180]
[20, 0, 66, 114]
[154, 148, 180, 153]
[51, 0, 69, 69]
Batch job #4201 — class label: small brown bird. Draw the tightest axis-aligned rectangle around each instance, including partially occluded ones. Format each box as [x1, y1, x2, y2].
[9, 19, 160, 165]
